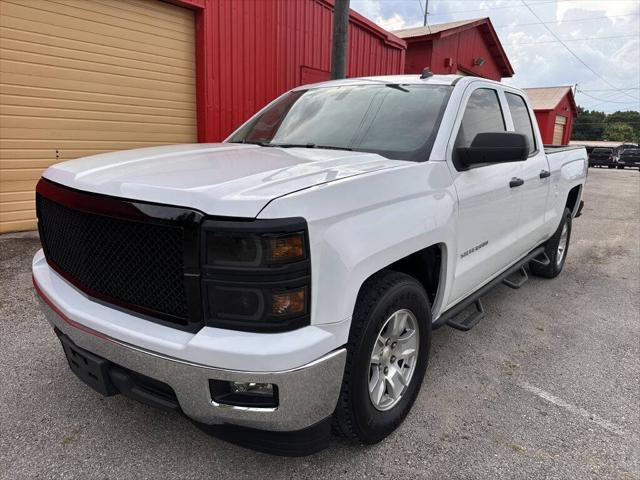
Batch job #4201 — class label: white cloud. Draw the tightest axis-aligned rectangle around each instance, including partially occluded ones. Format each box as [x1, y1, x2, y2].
[376, 13, 411, 31]
[350, 1, 420, 31]
[350, 0, 640, 112]
[556, 0, 639, 21]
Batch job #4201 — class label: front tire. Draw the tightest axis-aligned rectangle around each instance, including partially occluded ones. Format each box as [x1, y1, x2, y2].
[531, 207, 572, 278]
[333, 271, 431, 444]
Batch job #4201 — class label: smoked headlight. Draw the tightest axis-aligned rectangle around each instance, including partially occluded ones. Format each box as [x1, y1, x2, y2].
[205, 231, 306, 267]
[201, 218, 310, 332]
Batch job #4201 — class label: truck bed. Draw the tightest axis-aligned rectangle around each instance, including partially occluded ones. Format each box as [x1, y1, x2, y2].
[543, 145, 585, 154]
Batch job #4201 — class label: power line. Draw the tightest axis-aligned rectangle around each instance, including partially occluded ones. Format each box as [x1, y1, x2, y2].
[427, 0, 558, 17]
[503, 34, 639, 46]
[494, 13, 639, 28]
[580, 88, 640, 92]
[577, 91, 640, 104]
[578, 89, 640, 104]
[519, 1, 638, 102]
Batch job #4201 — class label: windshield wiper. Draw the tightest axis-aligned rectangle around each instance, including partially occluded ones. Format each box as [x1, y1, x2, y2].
[233, 140, 353, 151]
[264, 142, 353, 151]
[231, 140, 272, 146]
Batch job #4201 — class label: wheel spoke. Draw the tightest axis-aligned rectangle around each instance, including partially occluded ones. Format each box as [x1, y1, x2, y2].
[387, 369, 406, 398]
[369, 366, 380, 392]
[396, 328, 416, 346]
[370, 371, 386, 405]
[390, 311, 407, 337]
[371, 340, 384, 365]
[370, 352, 381, 365]
[398, 347, 417, 363]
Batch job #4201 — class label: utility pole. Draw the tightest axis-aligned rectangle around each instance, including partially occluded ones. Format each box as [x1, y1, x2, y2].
[423, 0, 429, 26]
[331, 0, 350, 79]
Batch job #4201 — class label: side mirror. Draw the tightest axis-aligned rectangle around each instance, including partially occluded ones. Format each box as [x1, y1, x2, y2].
[456, 132, 529, 167]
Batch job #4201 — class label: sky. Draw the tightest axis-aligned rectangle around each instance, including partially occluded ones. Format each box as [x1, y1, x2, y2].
[350, 0, 640, 113]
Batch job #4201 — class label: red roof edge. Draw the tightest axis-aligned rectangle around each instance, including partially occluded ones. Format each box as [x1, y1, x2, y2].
[478, 19, 514, 78]
[401, 18, 514, 78]
[319, 0, 407, 50]
[566, 88, 578, 117]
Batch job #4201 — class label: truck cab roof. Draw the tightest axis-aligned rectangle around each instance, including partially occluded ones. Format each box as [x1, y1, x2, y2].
[293, 74, 506, 91]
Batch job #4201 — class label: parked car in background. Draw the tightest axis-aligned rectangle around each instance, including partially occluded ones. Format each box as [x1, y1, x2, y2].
[32, 74, 587, 455]
[618, 148, 640, 170]
[588, 147, 618, 168]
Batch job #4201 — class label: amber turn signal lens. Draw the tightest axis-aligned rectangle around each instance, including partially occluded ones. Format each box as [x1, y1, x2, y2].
[268, 234, 305, 262]
[271, 289, 306, 316]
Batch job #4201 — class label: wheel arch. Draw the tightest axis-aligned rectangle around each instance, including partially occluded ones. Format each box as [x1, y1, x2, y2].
[566, 184, 582, 217]
[353, 243, 448, 322]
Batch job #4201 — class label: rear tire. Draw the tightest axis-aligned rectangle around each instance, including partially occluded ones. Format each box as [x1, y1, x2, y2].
[531, 208, 572, 278]
[333, 271, 431, 444]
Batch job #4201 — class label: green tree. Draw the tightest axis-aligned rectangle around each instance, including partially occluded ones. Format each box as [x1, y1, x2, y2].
[607, 110, 640, 143]
[603, 122, 635, 142]
[572, 107, 607, 140]
[571, 108, 640, 143]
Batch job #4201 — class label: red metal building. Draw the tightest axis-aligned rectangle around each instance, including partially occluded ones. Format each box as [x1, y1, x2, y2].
[523, 87, 578, 145]
[392, 18, 513, 81]
[175, 0, 406, 142]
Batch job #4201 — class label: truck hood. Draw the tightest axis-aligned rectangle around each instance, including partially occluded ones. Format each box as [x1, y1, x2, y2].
[43, 143, 407, 217]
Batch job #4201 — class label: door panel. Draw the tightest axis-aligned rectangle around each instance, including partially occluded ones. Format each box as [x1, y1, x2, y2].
[504, 92, 550, 251]
[447, 87, 524, 306]
[451, 163, 523, 303]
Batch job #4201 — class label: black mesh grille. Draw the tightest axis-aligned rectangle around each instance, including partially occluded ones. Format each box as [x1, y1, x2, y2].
[37, 194, 188, 321]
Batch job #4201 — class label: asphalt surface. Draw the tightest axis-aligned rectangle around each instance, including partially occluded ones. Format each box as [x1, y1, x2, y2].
[1, 168, 638, 479]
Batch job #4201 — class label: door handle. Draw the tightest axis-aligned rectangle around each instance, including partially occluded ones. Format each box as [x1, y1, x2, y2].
[539, 170, 551, 179]
[509, 177, 524, 188]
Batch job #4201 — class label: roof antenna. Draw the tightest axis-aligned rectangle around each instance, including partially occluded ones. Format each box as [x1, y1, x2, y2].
[420, 67, 433, 79]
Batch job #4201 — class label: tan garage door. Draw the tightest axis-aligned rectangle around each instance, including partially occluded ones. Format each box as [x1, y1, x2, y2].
[0, 0, 197, 233]
[553, 115, 567, 145]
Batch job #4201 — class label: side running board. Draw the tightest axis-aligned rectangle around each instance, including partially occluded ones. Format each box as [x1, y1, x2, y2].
[434, 245, 547, 332]
[529, 251, 551, 268]
[446, 299, 485, 331]
[502, 266, 528, 289]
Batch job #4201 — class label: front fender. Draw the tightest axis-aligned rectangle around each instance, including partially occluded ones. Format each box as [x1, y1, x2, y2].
[258, 161, 457, 345]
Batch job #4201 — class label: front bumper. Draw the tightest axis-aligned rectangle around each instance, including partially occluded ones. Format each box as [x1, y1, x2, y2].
[36, 284, 346, 432]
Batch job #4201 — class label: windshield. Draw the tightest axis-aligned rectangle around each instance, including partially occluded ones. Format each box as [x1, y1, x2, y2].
[228, 84, 453, 162]
[622, 149, 639, 154]
[592, 148, 613, 153]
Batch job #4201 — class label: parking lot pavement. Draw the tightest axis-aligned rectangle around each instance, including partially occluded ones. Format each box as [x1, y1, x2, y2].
[1, 168, 638, 480]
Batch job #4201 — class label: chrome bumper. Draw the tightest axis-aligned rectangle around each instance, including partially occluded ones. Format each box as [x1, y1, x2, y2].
[39, 298, 346, 432]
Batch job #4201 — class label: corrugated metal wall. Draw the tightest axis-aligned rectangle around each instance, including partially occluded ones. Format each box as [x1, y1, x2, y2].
[197, 0, 406, 142]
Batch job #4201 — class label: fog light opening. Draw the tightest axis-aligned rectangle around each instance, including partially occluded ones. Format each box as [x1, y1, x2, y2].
[209, 379, 278, 408]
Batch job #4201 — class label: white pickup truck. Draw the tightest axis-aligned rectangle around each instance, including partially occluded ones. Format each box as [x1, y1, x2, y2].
[33, 74, 587, 455]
